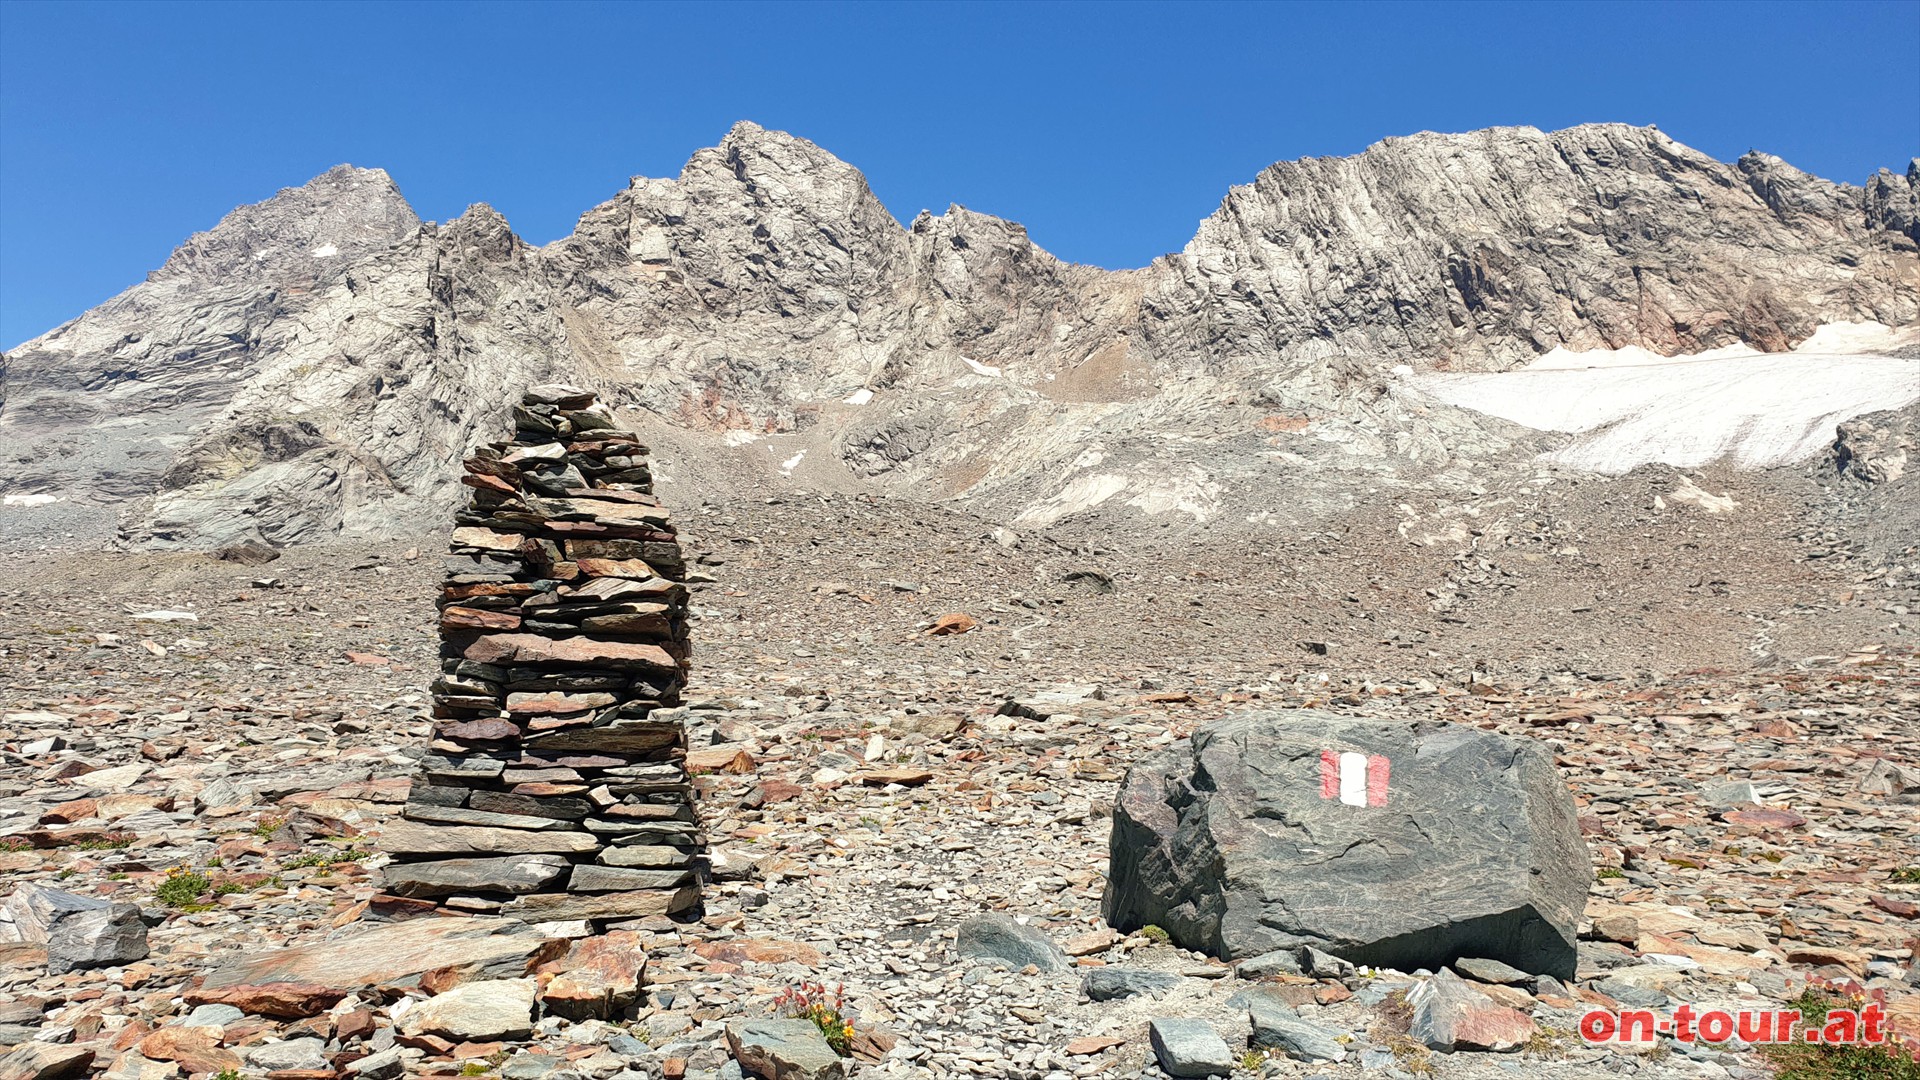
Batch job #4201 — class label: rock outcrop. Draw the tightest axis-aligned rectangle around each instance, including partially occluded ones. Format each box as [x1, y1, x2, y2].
[1102, 711, 1588, 978]
[1834, 403, 1918, 484]
[3, 123, 1914, 549]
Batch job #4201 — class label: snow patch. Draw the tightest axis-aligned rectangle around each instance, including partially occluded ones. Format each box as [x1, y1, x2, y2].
[311, 244, 339, 258]
[843, 388, 875, 406]
[1661, 477, 1739, 514]
[1014, 473, 1128, 527]
[960, 356, 1002, 378]
[779, 450, 806, 475]
[723, 430, 760, 447]
[1407, 326, 1920, 473]
[3, 494, 58, 507]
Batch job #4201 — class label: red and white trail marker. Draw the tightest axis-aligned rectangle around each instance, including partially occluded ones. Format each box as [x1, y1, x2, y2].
[1319, 750, 1389, 807]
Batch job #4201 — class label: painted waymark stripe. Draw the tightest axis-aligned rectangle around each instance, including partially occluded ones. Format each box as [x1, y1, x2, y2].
[1319, 750, 1390, 807]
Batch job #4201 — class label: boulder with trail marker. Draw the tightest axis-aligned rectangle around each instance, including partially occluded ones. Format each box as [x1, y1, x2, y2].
[1103, 710, 1588, 978]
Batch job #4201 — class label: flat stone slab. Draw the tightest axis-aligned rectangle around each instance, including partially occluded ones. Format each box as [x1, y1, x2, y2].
[378, 820, 603, 857]
[0, 1044, 94, 1080]
[1148, 1018, 1232, 1078]
[193, 917, 566, 1003]
[458, 633, 676, 672]
[565, 864, 694, 892]
[726, 1018, 845, 1080]
[397, 978, 536, 1041]
[536, 931, 647, 1021]
[381, 854, 571, 899]
[499, 885, 698, 921]
[596, 845, 694, 869]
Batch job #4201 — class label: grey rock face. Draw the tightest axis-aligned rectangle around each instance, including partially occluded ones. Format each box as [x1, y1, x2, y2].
[395, 977, 537, 1041]
[1244, 1000, 1346, 1063]
[176, 1004, 245, 1028]
[1451, 957, 1530, 985]
[1081, 967, 1179, 1001]
[1102, 710, 1587, 978]
[725, 1018, 845, 1080]
[953, 912, 1068, 971]
[346, 1046, 405, 1080]
[1865, 160, 1920, 245]
[379, 854, 571, 898]
[1834, 404, 1917, 483]
[1147, 1018, 1233, 1078]
[1405, 969, 1536, 1052]
[245, 1039, 330, 1072]
[3, 887, 148, 975]
[4, 123, 1914, 550]
[1157, 131, 1915, 375]
[0, 884, 109, 943]
[45, 903, 148, 974]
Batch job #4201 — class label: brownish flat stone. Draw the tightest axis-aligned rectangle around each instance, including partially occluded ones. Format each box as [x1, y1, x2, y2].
[537, 931, 647, 1021]
[441, 607, 522, 632]
[183, 982, 349, 1019]
[506, 691, 617, 716]
[522, 722, 681, 754]
[435, 719, 519, 743]
[858, 768, 934, 787]
[572, 558, 660, 580]
[685, 748, 755, 773]
[459, 634, 676, 672]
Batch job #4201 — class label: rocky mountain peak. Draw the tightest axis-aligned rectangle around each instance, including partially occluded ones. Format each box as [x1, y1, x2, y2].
[150, 164, 419, 289]
[3, 122, 1914, 552]
[1166, 121, 1915, 371]
[441, 203, 521, 260]
[1864, 159, 1920, 245]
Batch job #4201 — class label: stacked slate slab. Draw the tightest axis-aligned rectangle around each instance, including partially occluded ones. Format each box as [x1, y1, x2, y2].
[378, 384, 702, 922]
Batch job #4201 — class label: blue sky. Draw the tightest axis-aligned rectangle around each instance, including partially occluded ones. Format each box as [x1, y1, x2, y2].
[2, 0, 1916, 349]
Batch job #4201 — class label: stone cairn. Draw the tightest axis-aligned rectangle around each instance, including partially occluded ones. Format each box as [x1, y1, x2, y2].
[377, 384, 702, 923]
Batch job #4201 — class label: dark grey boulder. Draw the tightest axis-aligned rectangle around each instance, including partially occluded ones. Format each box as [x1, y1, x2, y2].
[954, 913, 1067, 972]
[1103, 711, 1587, 979]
